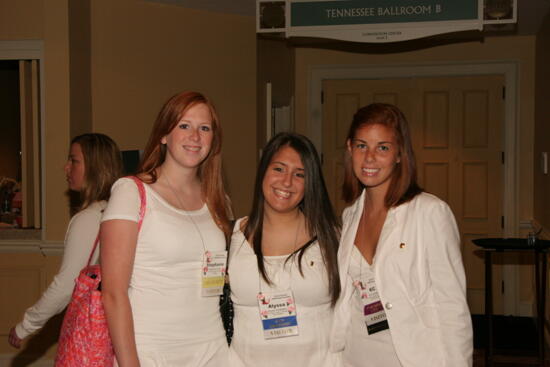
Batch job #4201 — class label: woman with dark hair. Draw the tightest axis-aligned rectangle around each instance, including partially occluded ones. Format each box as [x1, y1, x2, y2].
[330, 103, 473, 366]
[100, 91, 232, 366]
[8, 133, 123, 348]
[228, 132, 342, 367]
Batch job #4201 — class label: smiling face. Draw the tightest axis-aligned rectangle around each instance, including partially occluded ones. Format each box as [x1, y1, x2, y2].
[161, 102, 213, 172]
[64, 142, 86, 191]
[262, 145, 306, 215]
[347, 123, 401, 196]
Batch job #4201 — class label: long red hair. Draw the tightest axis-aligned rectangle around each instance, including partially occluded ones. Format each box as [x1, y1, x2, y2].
[138, 91, 232, 237]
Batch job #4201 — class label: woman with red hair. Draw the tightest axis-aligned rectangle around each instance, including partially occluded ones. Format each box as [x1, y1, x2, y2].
[101, 91, 232, 366]
[331, 103, 473, 366]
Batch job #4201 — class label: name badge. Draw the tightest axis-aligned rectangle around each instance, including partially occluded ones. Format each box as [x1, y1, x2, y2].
[257, 290, 299, 339]
[201, 250, 227, 297]
[353, 277, 389, 335]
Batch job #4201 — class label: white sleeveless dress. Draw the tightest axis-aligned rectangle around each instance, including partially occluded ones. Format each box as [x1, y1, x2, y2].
[227, 218, 342, 367]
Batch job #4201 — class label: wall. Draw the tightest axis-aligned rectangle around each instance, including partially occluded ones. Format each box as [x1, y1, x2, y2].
[257, 37, 295, 149]
[1, 0, 257, 363]
[0, 1, 71, 362]
[535, 12, 550, 345]
[535, 14, 550, 236]
[0, 0, 43, 40]
[90, 1, 257, 217]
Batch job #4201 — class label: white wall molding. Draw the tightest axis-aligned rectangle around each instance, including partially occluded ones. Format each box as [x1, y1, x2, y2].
[0, 40, 44, 60]
[0, 240, 63, 255]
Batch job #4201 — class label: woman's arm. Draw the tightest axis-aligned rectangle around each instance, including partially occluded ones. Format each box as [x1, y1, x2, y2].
[9, 204, 102, 346]
[424, 199, 473, 366]
[100, 219, 140, 367]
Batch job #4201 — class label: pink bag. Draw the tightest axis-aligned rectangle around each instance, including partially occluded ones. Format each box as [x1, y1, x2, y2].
[55, 177, 146, 367]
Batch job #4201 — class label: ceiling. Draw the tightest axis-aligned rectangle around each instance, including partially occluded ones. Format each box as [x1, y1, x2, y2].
[146, 0, 550, 35]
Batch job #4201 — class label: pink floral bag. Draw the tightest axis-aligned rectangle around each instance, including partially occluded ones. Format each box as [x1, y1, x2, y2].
[55, 177, 146, 367]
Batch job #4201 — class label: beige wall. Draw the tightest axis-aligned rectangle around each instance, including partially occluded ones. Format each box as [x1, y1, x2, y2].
[1, 1, 256, 360]
[43, 1, 72, 241]
[0, 0, 257, 239]
[257, 37, 295, 148]
[0, 0, 43, 40]
[535, 12, 550, 344]
[294, 36, 536, 225]
[535, 14, 550, 235]
[90, 1, 257, 217]
[0, 0, 71, 241]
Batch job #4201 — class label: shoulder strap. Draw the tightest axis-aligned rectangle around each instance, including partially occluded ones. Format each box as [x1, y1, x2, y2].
[86, 176, 147, 266]
[127, 176, 147, 231]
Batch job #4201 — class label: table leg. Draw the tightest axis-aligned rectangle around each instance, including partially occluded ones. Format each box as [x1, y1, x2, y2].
[536, 250, 547, 366]
[485, 251, 493, 367]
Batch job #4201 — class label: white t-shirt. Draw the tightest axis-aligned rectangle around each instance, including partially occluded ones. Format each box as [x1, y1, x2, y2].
[101, 177, 227, 365]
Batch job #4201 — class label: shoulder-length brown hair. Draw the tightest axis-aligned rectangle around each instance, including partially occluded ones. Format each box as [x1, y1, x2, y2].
[137, 91, 232, 237]
[72, 133, 123, 211]
[342, 103, 422, 207]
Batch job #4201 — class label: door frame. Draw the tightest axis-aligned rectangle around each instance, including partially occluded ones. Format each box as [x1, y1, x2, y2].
[307, 61, 520, 315]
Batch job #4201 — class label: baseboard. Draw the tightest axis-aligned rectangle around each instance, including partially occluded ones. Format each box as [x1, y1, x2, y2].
[0, 354, 53, 367]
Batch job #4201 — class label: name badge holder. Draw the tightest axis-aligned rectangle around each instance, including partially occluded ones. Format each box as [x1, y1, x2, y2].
[201, 250, 228, 297]
[353, 276, 389, 335]
[256, 219, 303, 339]
[257, 290, 299, 339]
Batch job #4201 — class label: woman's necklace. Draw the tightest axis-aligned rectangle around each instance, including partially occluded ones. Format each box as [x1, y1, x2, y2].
[163, 173, 228, 297]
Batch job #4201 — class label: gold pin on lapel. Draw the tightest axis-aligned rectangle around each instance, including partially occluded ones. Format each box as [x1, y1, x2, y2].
[399, 243, 406, 249]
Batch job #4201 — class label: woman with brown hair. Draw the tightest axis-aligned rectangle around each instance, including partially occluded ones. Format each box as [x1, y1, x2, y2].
[100, 91, 232, 366]
[330, 103, 473, 366]
[8, 133, 123, 348]
[228, 132, 342, 367]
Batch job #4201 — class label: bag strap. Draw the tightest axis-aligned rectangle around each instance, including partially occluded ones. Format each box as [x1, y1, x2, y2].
[85, 176, 147, 266]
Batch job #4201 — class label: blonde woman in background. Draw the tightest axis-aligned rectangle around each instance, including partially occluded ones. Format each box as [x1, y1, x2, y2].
[8, 133, 123, 348]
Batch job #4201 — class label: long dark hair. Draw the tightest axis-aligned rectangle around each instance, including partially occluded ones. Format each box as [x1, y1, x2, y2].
[343, 103, 422, 206]
[72, 133, 123, 211]
[244, 132, 341, 306]
[137, 91, 232, 237]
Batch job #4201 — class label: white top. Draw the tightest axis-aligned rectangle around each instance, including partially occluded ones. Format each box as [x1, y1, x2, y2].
[228, 218, 342, 367]
[344, 246, 401, 367]
[331, 191, 473, 367]
[15, 200, 106, 339]
[102, 178, 227, 366]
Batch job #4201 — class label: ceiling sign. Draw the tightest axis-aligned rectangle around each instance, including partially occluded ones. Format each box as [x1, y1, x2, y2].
[257, 0, 517, 42]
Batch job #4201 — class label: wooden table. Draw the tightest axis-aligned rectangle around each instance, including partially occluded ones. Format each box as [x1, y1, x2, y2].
[473, 238, 550, 366]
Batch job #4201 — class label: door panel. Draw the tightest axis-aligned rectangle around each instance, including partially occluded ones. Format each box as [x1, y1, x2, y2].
[322, 75, 504, 314]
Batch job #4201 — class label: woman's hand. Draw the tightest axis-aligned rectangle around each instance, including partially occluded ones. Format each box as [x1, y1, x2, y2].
[8, 327, 22, 348]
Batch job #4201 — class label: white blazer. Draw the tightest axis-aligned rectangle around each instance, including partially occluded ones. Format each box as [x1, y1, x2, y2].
[330, 190, 473, 367]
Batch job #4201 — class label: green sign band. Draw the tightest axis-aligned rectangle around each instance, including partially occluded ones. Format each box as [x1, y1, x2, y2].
[291, 0, 478, 27]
